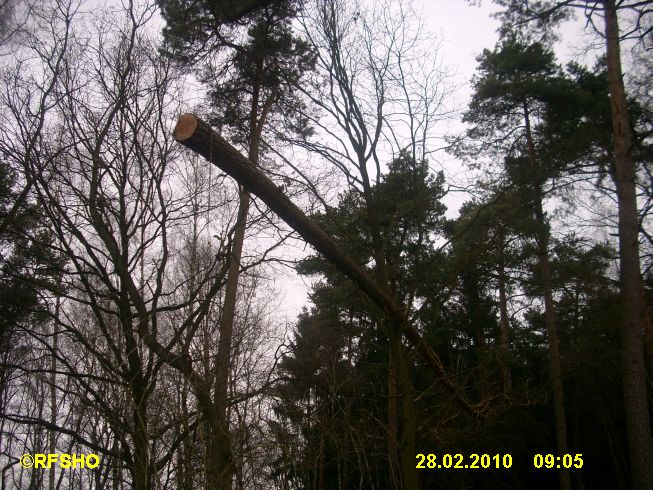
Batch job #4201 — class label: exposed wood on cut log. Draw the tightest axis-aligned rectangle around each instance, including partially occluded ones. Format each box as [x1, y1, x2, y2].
[173, 113, 479, 417]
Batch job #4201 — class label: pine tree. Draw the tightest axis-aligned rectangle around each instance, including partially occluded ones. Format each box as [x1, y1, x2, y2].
[158, 2, 314, 486]
[274, 152, 448, 488]
[0, 158, 62, 403]
[461, 38, 575, 490]
[484, 3, 653, 485]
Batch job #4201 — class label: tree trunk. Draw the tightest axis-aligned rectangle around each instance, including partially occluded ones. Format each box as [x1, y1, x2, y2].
[538, 234, 571, 490]
[172, 113, 479, 418]
[524, 103, 571, 490]
[603, 2, 653, 488]
[497, 251, 512, 396]
[386, 323, 418, 490]
[211, 57, 272, 488]
[641, 282, 653, 376]
[387, 340, 400, 488]
[132, 398, 151, 490]
[121, 309, 151, 490]
[49, 294, 59, 490]
[472, 301, 490, 401]
[318, 432, 326, 490]
[211, 189, 248, 489]
[390, 325, 418, 490]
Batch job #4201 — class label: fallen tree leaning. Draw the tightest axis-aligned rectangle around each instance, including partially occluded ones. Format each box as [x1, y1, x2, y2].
[173, 113, 479, 417]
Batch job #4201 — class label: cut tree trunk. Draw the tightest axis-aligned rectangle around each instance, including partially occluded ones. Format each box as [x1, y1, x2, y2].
[172, 113, 479, 418]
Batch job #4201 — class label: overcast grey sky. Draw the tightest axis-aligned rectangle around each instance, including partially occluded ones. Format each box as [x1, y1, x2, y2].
[424, 1, 501, 82]
[422, 1, 598, 90]
[276, 1, 599, 319]
[254, 1, 599, 320]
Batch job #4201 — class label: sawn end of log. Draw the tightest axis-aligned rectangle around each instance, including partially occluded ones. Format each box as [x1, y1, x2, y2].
[173, 113, 481, 419]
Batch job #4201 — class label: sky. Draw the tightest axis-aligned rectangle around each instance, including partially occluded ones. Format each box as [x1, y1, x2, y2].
[422, 1, 599, 92]
[423, 1, 502, 85]
[276, 2, 506, 318]
[275, 2, 500, 320]
[276, 1, 600, 320]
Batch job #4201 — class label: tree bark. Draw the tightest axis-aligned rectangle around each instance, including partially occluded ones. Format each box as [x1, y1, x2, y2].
[387, 338, 400, 488]
[641, 282, 653, 376]
[386, 323, 418, 490]
[173, 113, 479, 419]
[497, 250, 512, 396]
[211, 189, 248, 489]
[603, 2, 653, 488]
[537, 232, 571, 490]
[524, 102, 571, 490]
[119, 296, 152, 490]
[211, 56, 269, 489]
[49, 295, 59, 490]
[391, 325, 418, 490]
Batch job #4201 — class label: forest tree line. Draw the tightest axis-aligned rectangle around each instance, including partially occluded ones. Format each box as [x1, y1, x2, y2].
[0, 0, 651, 489]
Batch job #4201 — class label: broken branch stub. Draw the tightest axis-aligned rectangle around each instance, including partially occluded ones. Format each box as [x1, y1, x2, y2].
[173, 113, 478, 417]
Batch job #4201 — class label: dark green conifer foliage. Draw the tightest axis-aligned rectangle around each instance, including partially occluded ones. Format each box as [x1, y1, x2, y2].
[461, 37, 578, 490]
[201, 9, 315, 146]
[455, 36, 641, 488]
[158, 0, 285, 62]
[486, 4, 653, 487]
[447, 193, 530, 398]
[159, 0, 314, 148]
[274, 152, 448, 488]
[441, 199, 631, 489]
[0, 158, 63, 400]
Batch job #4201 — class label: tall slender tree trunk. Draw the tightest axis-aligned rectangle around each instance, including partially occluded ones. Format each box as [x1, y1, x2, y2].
[49, 294, 59, 490]
[342, 317, 354, 489]
[472, 299, 490, 401]
[603, 2, 653, 488]
[366, 209, 417, 489]
[538, 233, 571, 490]
[497, 250, 512, 396]
[121, 307, 151, 490]
[386, 323, 418, 490]
[179, 377, 193, 489]
[524, 103, 571, 490]
[392, 326, 418, 490]
[112, 439, 121, 490]
[387, 343, 400, 488]
[181, 204, 199, 490]
[318, 432, 326, 490]
[212, 187, 250, 488]
[357, 146, 419, 490]
[641, 282, 653, 375]
[131, 390, 151, 490]
[212, 54, 274, 488]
